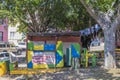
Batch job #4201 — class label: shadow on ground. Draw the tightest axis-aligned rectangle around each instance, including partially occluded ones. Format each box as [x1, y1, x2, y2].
[9, 67, 120, 80]
[5, 58, 120, 80]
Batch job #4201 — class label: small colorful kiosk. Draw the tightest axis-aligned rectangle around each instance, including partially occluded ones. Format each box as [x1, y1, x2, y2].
[27, 32, 81, 69]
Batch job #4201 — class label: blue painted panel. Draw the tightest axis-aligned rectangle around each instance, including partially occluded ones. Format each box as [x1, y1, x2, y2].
[71, 45, 80, 58]
[28, 61, 33, 68]
[44, 44, 56, 51]
[56, 51, 62, 65]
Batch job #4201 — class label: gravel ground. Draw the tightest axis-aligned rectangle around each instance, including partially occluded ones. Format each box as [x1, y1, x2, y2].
[1, 67, 120, 80]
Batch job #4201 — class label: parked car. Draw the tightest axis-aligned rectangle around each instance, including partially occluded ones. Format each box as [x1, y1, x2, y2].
[0, 52, 9, 61]
[0, 51, 18, 72]
[0, 42, 22, 55]
[90, 39, 100, 46]
[17, 42, 26, 51]
[0, 51, 17, 62]
[89, 38, 104, 51]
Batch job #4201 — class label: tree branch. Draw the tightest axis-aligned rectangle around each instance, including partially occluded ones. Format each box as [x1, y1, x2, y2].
[15, 12, 35, 32]
[27, 10, 38, 32]
[112, 14, 120, 30]
[80, 0, 100, 25]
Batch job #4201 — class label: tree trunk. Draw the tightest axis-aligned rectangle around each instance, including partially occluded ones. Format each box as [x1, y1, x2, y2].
[104, 28, 116, 68]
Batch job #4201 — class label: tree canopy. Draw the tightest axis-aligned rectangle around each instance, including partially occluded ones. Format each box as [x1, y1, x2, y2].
[0, 0, 96, 33]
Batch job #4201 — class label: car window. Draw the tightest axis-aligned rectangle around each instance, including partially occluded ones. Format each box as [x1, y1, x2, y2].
[0, 44, 6, 48]
[0, 54, 4, 58]
[5, 53, 9, 57]
[18, 42, 25, 45]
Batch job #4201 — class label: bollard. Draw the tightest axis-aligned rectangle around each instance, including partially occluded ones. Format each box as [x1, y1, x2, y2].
[92, 54, 96, 67]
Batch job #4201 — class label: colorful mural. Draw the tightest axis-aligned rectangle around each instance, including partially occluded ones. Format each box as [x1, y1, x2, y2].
[27, 42, 56, 68]
[27, 41, 64, 69]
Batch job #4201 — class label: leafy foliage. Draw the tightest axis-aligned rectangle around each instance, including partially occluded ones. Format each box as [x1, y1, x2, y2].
[86, 0, 117, 12]
[0, 0, 96, 33]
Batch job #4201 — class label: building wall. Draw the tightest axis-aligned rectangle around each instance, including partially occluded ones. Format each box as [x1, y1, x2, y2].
[8, 23, 23, 46]
[0, 19, 8, 42]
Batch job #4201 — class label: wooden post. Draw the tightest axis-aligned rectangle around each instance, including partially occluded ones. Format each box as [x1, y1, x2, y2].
[26, 34, 28, 68]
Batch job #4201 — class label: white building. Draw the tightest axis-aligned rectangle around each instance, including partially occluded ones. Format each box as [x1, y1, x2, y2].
[8, 23, 24, 46]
